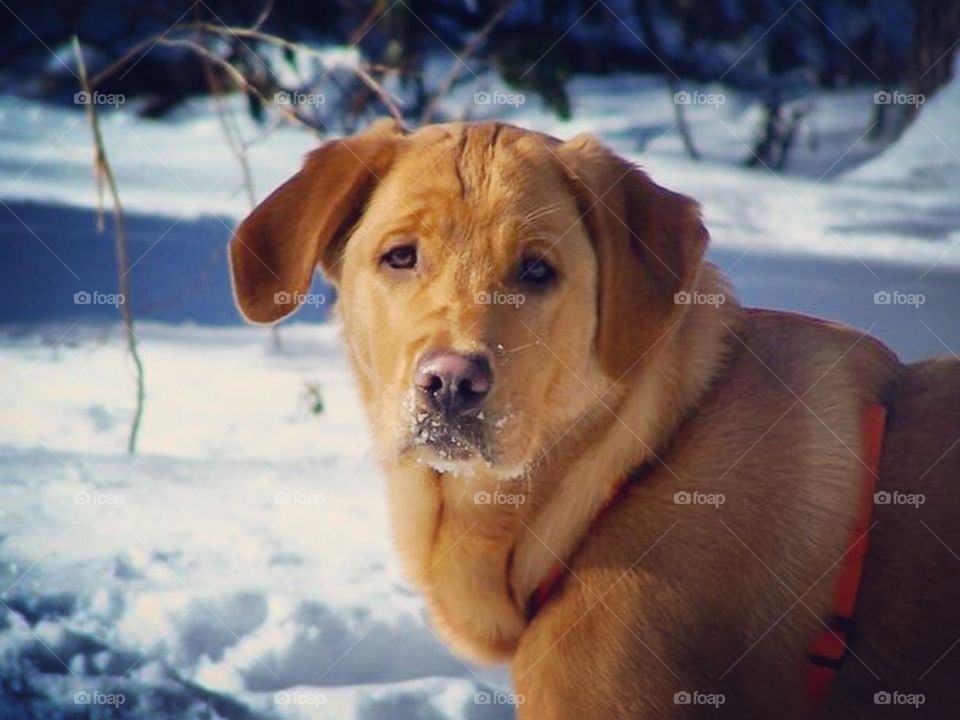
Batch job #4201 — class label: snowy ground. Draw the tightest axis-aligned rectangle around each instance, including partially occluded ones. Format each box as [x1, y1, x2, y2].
[0, 326, 512, 719]
[1, 62, 959, 719]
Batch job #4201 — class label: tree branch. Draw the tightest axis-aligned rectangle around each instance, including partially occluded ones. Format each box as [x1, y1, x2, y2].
[73, 36, 145, 454]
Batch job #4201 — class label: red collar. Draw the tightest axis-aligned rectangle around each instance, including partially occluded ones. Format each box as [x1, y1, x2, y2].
[525, 463, 643, 620]
[805, 402, 886, 707]
[526, 404, 887, 711]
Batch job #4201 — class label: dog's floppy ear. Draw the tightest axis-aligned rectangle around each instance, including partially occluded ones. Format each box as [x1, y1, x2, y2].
[229, 119, 405, 323]
[556, 134, 709, 380]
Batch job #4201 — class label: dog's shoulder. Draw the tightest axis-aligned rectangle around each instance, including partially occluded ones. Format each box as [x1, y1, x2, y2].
[882, 354, 960, 494]
[731, 308, 900, 402]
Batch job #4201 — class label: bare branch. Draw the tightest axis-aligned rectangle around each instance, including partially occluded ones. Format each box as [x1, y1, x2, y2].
[178, 22, 407, 122]
[154, 37, 320, 134]
[421, 0, 517, 124]
[72, 36, 145, 454]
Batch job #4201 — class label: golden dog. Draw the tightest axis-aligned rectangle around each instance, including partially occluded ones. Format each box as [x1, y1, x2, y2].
[230, 119, 960, 718]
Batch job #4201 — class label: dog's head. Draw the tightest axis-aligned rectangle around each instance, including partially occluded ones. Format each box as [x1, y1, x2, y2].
[230, 120, 708, 479]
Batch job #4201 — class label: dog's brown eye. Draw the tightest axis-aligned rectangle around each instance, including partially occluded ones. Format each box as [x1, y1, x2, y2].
[381, 245, 417, 270]
[518, 257, 556, 285]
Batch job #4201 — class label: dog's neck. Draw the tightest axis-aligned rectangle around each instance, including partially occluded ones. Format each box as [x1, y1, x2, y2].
[381, 265, 740, 662]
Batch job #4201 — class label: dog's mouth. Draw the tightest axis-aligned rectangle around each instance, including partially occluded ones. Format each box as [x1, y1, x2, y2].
[407, 408, 489, 464]
[396, 394, 532, 477]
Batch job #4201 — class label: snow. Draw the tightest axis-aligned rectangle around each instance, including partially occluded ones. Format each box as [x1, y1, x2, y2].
[1, 59, 959, 718]
[0, 325, 513, 718]
[849, 69, 960, 189]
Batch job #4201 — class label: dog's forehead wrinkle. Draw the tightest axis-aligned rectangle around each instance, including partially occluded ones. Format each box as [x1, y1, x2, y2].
[394, 145, 561, 261]
[449, 122, 545, 206]
[453, 129, 470, 199]
[453, 122, 503, 200]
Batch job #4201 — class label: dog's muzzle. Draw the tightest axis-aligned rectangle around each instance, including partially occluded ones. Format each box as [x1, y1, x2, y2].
[410, 350, 493, 460]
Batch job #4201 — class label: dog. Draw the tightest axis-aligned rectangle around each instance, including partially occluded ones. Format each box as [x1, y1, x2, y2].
[230, 119, 960, 718]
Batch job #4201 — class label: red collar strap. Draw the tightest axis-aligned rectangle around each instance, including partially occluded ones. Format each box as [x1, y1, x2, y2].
[526, 464, 642, 620]
[526, 404, 888, 711]
[805, 403, 887, 708]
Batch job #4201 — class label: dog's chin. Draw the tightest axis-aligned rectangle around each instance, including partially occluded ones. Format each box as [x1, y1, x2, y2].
[395, 403, 536, 480]
[403, 440, 530, 481]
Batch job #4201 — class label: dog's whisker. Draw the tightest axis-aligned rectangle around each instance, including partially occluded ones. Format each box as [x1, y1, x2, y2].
[519, 201, 566, 228]
[521, 199, 564, 219]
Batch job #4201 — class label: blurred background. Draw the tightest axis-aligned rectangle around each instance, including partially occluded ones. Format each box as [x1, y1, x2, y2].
[0, 1, 958, 718]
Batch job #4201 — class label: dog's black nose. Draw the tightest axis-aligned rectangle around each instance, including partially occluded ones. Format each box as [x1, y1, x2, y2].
[415, 351, 492, 414]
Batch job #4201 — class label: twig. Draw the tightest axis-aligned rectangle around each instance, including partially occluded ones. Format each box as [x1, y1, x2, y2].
[178, 23, 407, 122]
[72, 36, 145, 455]
[193, 5, 282, 345]
[421, 0, 517, 124]
[671, 80, 701, 161]
[633, 0, 700, 160]
[200, 47, 257, 206]
[154, 37, 320, 133]
[90, 22, 407, 125]
[193, 3, 257, 208]
[349, 3, 388, 46]
[250, 0, 275, 31]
